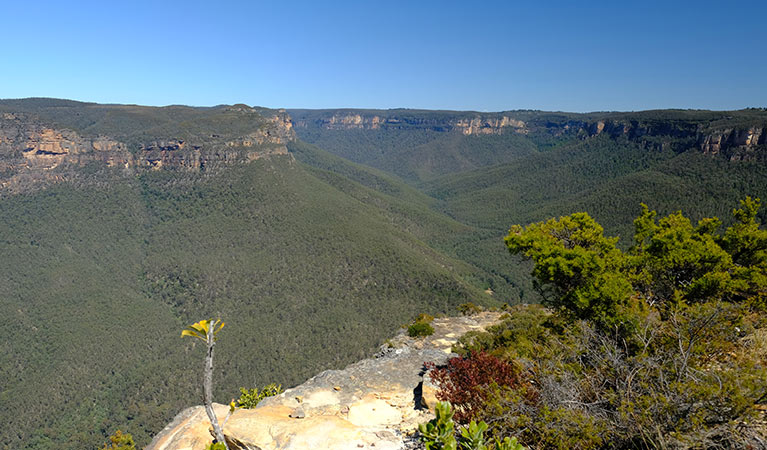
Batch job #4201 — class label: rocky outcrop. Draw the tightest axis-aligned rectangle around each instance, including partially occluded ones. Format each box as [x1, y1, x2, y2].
[699, 126, 766, 160]
[454, 117, 526, 135]
[293, 113, 527, 135]
[0, 107, 296, 194]
[147, 312, 504, 450]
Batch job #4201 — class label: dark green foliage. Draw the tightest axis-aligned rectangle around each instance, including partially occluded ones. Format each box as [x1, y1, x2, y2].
[289, 137, 536, 303]
[293, 109, 767, 305]
[506, 212, 634, 332]
[236, 383, 283, 409]
[3, 100, 767, 449]
[0, 99, 281, 151]
[408, 322, 435, 338]
[454, 305, 561, 361]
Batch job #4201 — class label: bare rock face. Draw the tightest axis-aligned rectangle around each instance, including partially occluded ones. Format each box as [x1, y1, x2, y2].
[699, 126, 766, 160]
[293, 113, 527, 135]
[0, 105, 296, 195]
[147, 312, 504, 450]
[454, 117, 526, 135]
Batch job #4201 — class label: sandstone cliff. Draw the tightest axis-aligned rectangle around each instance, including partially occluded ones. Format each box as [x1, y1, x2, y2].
[0, 103, 296, 194]
[147, 312, 503, 450]
[291, 111, 527, 135]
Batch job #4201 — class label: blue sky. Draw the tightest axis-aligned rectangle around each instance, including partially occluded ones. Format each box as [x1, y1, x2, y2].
[1, 0, 765, 111]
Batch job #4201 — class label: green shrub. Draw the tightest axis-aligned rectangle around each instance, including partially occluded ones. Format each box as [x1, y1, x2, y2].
[408, 313, 435, 337]
[236, 383, 283, 409]
[408, 321, 435, 337]
[494, 437, 525, 450]
[458, 420, 488, 450]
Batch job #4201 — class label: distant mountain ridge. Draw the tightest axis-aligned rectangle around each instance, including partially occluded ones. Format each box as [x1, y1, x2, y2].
[290, 107, 767, 162]
[3, 100, 765, 197]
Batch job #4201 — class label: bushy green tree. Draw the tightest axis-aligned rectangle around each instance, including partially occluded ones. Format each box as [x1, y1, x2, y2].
[505, 212, 634, 332]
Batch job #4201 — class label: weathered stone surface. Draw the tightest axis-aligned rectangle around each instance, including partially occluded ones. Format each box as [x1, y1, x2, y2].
[420, 371, 440, 412]
[148, 312, 504, 450]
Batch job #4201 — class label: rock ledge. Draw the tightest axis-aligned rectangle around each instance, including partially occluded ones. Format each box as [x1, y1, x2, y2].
[147, 312, 503, 450]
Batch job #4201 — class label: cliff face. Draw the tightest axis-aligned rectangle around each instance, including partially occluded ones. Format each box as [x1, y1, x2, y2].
[292, 112, 527, 135]
[575, 119, 766, 159]
[0, 105, 296, 194]
[698, 126, 766, 160]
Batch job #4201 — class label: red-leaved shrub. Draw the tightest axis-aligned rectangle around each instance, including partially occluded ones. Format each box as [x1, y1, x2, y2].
[426, 350, 536, 423]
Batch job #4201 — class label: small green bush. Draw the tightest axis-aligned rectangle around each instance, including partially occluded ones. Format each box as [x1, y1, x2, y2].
[236, 382, 283, 409]
[458, 420, 488, 449]
[408, 321, 435, 337]
[407, 313, 435, 337]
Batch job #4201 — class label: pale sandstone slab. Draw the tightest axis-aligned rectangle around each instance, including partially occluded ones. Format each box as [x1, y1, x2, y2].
[347, 396, 402, 427]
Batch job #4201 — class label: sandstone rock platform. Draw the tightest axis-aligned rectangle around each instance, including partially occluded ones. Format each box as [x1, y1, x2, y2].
[147, 311, 503, 450]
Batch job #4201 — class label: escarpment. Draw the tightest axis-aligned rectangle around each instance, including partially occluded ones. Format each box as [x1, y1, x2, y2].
[290, 108, 767, 161]
[290, 110, 527, 135]
[0, 103, 295, 194]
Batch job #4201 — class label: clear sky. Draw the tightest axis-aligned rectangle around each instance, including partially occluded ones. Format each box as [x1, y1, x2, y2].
[1, 0, 765, 112]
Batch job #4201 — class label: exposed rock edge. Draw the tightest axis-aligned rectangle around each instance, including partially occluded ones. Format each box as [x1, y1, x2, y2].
[147, 311, 504, 450]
